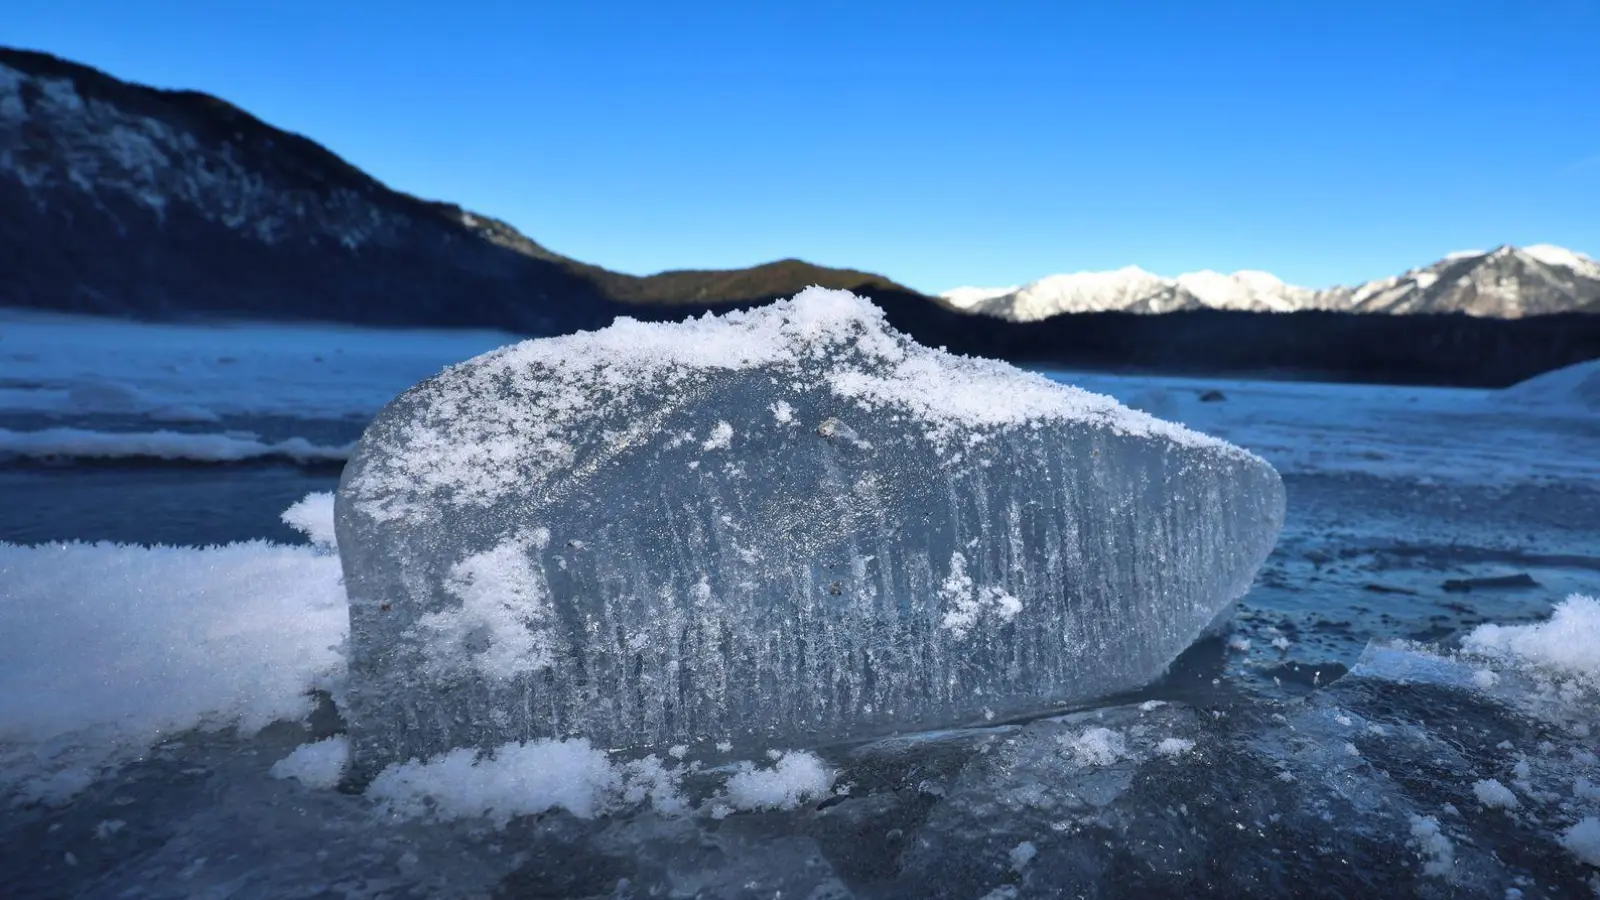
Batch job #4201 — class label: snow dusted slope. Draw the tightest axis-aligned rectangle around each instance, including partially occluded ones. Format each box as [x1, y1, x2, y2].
[945, 245, 1600, 321]
[973, 267, 1197, 320]
[1176, 270, 1318, 312]
[1335, 246, 1600, 317]
[939, 285, 1019, 310]
[1491, 357, 1600, 412]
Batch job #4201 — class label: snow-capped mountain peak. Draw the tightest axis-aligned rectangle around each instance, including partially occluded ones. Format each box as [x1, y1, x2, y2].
[1174, 269, 1316, 313]
[1522, 243, 1600, 278]
[939, 285, 1019, 310]
[943, 245, 1599, 320]
[992, 266, 1188, 320]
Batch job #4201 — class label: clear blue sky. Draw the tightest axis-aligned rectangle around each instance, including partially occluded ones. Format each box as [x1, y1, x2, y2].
[10, 1, 1600, 293]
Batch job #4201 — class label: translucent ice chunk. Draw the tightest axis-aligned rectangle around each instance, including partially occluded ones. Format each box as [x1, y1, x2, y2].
[336, 288, 1285, 777]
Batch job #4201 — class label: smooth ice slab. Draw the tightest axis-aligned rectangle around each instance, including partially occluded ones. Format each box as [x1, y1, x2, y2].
[336, 288, 1285, 776]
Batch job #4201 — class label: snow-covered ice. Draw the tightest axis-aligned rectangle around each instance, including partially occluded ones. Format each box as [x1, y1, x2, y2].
[0, 461, 1595, 896]
[2, 297, 1597, 897]
[270, 735, 351, 789]
[1492, 357, 1600, 413]
[335, 288, 1285, 775]
[4, 307, 1595, 493]
[0, 539, 346, 803]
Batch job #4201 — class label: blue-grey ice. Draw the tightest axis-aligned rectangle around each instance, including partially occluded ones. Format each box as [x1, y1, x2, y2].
[335, 288, 1285, 776]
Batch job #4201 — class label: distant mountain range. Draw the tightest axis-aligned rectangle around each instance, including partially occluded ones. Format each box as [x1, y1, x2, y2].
[942, 245, 1600, 320]
[2, 45, 1598, 388]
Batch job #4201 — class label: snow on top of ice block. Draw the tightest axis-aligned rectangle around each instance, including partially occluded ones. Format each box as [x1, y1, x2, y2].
[349, 288, 1245, 520]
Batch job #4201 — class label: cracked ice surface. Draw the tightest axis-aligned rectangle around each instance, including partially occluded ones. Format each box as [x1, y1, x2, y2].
[336, 288, 1285, 776]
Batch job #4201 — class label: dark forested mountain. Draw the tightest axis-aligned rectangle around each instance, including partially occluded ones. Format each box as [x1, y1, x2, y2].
[0, 47, 922, 334]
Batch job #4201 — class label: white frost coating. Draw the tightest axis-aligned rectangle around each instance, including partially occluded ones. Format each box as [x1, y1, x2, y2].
[722, 751, 834, 811]
[281, 492, 337, 549]
[347, 288, 1241, 520]
[1462, 594, 1600, 686]
[1473, 778, 1520, 809]
[702, 420, 734, 451]
[938, 552, 1023, 639]
[1065, 727, 1127, 766]
[770, 400, 795, 424]
[1561, 817, 1600, 866]
[270, 736, 351, 789]
[1409, 814, 1457, 878]
[416, 535, 558, 680]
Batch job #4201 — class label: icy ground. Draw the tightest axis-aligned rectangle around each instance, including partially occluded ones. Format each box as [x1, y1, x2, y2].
[1, 314, 1598, 897]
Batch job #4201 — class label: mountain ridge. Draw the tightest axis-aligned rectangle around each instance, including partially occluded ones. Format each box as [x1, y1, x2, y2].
[2, 45, 1598, 388]
[0, 46, 920, 327]
[943, 244, 1600, 320]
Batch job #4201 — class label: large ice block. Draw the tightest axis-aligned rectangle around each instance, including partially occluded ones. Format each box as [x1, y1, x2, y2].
[336, 288, 1285, 777]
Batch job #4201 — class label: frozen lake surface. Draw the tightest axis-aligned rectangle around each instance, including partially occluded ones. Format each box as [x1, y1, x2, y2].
[2, 310, 1598, 898]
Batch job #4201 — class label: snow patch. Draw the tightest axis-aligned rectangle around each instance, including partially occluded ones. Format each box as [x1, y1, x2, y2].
[1462, 594, 1600, 686]
[1156, 737, 1196, 757]
[367, 738, 626, 826]
[1561, 817, 1600, 867]
[722, 751, 835, 811]
[1409, 814, 1456, 878]
[1472, 778, 1520, 809]
[1496, 359, 1600, 412]
[0, 539, 347, 803]
[270, 736, 351, 789]
[1524, 244, 1600, 278]
[701, 420, 734, 451]
[1065, 727, 1127, 766]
